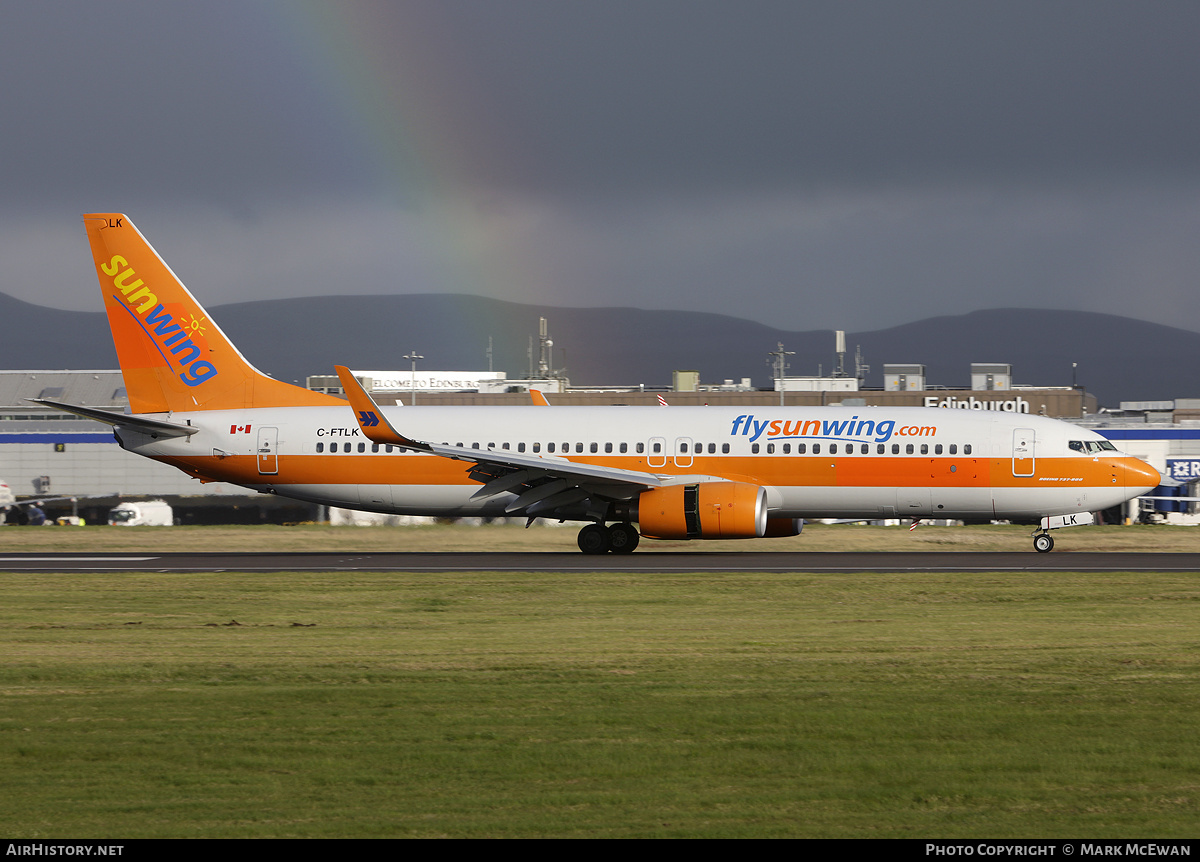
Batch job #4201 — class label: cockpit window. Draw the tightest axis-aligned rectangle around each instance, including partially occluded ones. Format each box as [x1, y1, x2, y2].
[1071, 439, 1118, 453]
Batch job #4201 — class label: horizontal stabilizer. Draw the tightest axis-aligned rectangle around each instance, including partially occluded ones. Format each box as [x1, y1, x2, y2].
[31, 398, 198, 438]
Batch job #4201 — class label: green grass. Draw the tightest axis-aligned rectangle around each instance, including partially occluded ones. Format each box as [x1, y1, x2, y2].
[3, 569, 1200, 837]
[2, 520, 1198, 553]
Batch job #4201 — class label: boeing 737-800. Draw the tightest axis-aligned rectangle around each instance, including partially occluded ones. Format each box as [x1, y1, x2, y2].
[37, 214, 1160, 553]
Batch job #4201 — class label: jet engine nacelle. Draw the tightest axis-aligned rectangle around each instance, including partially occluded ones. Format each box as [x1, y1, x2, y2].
[635, 482, 767, 540]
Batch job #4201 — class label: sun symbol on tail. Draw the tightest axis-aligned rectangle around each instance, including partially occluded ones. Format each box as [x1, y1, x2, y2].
[179, 313, 208, 337]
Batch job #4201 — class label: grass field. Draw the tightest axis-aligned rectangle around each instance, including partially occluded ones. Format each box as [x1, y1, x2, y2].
[2, 519, 1199, 553]
[3, 535, 1200, 836]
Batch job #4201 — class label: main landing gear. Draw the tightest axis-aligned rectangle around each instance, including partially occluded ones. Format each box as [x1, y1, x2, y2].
[577, 522, 641, 555]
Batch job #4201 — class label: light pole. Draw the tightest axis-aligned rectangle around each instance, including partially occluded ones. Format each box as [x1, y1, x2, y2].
[404, 350, 424, 406]
[768, 342, 794, 407]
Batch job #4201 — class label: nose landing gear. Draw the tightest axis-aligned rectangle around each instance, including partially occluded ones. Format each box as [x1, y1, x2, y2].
[1033, 532, 1054, 553]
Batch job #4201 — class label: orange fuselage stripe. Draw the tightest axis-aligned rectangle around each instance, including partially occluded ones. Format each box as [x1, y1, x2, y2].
[158, 452, 1125, 490]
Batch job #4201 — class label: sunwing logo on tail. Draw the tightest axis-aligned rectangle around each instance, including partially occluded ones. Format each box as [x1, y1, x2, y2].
[101, 255, 219, 387]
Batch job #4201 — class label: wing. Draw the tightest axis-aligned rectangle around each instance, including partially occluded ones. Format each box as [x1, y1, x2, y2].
[334, 366, 670, 516]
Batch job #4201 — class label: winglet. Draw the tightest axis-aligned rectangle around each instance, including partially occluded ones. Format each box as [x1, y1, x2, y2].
[530, 388, 551, 406]
[334, 366, 430, 450]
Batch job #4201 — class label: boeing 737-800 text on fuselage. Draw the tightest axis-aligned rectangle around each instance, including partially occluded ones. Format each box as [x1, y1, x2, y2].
[38, 214, 1159, 553]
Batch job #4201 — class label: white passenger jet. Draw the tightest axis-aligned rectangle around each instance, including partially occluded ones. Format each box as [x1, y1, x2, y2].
[35, 214, 1160, 553]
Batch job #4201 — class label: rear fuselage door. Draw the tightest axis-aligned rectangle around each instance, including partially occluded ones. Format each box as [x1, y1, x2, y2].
[257, 426, 279, 475]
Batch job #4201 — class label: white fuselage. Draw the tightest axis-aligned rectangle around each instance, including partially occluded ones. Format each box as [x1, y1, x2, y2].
[113, 404, 1159, 523]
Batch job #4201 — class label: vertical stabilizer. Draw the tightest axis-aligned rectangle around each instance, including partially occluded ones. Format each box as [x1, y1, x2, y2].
[83, 214, 341, 413]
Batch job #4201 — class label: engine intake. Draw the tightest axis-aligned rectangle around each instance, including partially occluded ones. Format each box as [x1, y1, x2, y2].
[635, 482, 767, 540]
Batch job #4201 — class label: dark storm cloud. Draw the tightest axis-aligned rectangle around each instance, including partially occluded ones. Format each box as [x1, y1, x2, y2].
[1, 1, 1199, 337]
[431, 0, 1200, 195]
[0, 2, 369, 206]
[6, 1, 1198, 204]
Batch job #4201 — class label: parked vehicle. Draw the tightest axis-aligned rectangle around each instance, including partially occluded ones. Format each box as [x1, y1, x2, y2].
[108, 501, 173, 527]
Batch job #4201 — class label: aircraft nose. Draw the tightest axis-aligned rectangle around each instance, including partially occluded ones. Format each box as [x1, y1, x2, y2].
[1124, 457, 1161, 494]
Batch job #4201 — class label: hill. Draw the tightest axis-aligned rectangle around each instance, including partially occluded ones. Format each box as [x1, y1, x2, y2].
[3, 292, 1196, 407]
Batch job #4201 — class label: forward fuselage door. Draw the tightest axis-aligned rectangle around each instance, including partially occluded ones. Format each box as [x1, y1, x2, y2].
[674, 437, 694, 468]
[257, 426, 279, 475]
[1012, 428, 1035, 477]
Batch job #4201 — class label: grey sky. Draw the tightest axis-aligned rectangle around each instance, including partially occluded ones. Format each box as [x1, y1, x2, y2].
[3, 1, 1199, 335]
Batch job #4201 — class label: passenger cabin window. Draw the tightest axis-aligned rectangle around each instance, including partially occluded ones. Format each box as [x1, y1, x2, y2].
[605, 443, 612, 453]
[637, 443, 645, 454]
[797, 443, 806, 454]
[722, 443, 730, 454]
[518, 442, 525, 453]
[620, 443, 628, 454]
[813, 443, 821, 455]
[767, 443, 775, 454]
[949, 444, 957, 455]
[752, 443, 760, 454]
[590, 443, 598, 453]
[575, 443, 583, 453]
[652, 442, 662, 454]
[547, 443, 555, 453]
[964, 444, 972, 455]
[316, 442, 324, 453]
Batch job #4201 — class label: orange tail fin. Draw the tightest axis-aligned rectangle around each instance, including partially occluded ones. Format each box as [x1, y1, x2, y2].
[83, 214, 342, 414]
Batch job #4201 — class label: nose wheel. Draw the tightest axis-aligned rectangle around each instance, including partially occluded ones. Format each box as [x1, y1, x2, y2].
[1033, 533, 1054, 553]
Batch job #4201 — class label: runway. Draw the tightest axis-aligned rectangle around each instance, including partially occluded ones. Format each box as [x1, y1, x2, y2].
[2, 551, 1200, 573]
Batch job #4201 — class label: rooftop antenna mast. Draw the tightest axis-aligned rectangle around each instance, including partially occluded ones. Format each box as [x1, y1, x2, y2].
[537, 317, 553, 378]
[832, 330, 847, 378]
[855, 344, 870, 384]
